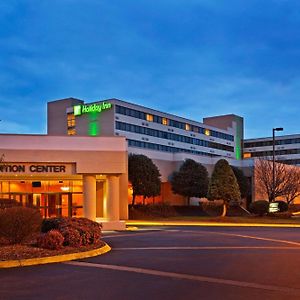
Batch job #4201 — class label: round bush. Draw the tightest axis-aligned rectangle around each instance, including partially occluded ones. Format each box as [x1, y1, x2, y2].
[0, 207, 42, 244]
[60, 227, 82, 247]
[37, 230, 64, 250]
[249, 200, 269, 216]
[273, 201, 289, 212]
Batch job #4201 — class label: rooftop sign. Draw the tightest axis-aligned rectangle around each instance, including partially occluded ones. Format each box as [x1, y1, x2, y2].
[73, 102, 113, 116]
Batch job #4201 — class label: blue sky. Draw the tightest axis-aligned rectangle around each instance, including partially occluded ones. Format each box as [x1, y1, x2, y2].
[0, 0, 300, 138]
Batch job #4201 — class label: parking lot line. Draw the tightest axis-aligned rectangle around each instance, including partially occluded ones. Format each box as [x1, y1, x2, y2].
[112, 246, 300, 251]
[65, 261, 300, 296]
[176, 229, 300, 247]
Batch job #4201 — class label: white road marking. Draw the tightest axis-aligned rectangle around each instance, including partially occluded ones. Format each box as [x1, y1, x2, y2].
[103, 230, 163, 238]
[65, 261, 300, 296]
[175, 229, 300, 247]
[112, 246, 300, 251]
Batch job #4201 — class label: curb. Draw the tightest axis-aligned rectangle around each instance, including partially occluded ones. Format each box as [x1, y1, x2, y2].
[126, 220, 300, 228]
[0, 243, 111, 269]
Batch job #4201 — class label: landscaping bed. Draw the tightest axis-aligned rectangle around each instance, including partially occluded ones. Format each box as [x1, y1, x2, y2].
[0, 206, 105, 262]
[0, 240, 105, 261]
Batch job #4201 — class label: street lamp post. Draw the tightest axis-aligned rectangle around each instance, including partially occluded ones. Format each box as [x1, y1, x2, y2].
[272, 127, 283, 202]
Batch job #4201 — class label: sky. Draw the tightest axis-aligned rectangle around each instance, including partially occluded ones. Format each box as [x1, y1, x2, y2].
[0, 0, 300, 138]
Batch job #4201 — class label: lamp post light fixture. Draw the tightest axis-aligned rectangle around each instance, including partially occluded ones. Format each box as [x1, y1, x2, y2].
[272, 127, 283, 202]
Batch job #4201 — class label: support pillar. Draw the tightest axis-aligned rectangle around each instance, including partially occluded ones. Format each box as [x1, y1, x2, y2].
[119, 172, 128, 220]
[83, 174, 96, 221]
[105, 175, 119, 221]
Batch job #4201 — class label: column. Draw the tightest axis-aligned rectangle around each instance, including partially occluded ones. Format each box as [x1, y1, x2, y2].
[106, 175, 119, 221]
[119, 173, 129, 220]
[83, 174, 96, 221]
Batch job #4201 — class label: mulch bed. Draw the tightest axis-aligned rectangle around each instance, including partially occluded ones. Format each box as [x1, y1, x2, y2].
[0, 239, 106, 261]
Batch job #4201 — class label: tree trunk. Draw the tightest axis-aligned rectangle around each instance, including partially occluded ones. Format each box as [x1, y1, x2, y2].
[132, 194, 136, 206]
[221, 202, 227, 217]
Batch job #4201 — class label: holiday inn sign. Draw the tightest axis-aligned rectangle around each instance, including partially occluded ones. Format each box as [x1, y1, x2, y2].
[73, 102, 113, 116]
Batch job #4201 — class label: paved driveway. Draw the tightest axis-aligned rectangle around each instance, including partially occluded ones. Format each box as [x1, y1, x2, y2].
[1, 226, 300, 300]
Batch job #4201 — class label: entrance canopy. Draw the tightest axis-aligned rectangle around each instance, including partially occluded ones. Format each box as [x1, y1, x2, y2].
[0, 134, 128, 230]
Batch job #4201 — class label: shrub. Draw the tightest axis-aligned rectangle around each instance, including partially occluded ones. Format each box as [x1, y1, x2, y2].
[273, 201, 289, 212]
[37, 230, 64, 250]
[0, 207, 42, 244]
[41, 217, 102, 246]
[60, 227, 82, 247]
[249, 200, 269, 216]
[41, 217, 68, 233]
[129, 203, 177, 219]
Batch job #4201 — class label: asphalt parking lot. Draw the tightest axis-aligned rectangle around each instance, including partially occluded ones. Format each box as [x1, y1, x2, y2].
[1, 226, 300, 300]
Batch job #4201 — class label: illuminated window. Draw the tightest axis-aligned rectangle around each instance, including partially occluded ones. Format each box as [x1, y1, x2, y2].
[67, 113, 76, 135]
[185, 123, 191, 131]
[67, 113, 76, 127]
[204, 129, 210, 136]
[67, 128, 76, 135]
[162, 117, 168, 125]
[146, 114, 153, 122]
[243, 152, 251, 158]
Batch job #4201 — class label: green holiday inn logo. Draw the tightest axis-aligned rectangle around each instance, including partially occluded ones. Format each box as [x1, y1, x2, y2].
[73, 102, 113, 116]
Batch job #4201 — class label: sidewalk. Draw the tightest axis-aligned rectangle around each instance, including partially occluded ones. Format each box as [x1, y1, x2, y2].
[126, 220, 300, 228]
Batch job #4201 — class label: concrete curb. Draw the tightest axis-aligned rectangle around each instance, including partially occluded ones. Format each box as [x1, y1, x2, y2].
[126, 220, 300, 228]
[0, 243, 111, 269]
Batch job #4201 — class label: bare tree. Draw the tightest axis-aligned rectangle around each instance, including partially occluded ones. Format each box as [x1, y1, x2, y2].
[282, 166, 300, 204]
[255, 158, 300, 203]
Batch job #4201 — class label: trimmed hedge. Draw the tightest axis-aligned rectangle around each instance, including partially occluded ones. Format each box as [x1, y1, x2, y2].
[129, 203, 178, 219]
[0, 207, 42, 244]
[249, 200, 269, 216]
[41, 217, 102, 246]
[37, 230, 64, 250]
[273, 201, 289, 212]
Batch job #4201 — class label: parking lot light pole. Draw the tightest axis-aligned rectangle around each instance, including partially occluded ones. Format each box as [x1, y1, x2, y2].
[272, 127, 283, 202]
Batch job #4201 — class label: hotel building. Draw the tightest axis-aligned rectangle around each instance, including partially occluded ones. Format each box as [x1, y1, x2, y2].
[47, 98, 251, 205]
[243, 134, 300, 166]
[2, 97, 297, 225]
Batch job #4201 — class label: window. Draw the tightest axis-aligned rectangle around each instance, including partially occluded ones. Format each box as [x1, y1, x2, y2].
[185, 123, 191, 131]
[67, 113, 76, 128]
[146, 114, 153, 122]
[67, 128, 76, 136]
[67, 113, 76, 135]
[243, 152, 251, 158]
[162, 118, 168, 125]
[204, 129, 210, 136]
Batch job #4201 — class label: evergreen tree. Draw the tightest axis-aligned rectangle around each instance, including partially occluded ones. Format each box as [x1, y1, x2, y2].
[231, 166, 250, 199]
[128, 154, 161, 205]
[170, 159, 209, 205]
[207, 159, 241, 216]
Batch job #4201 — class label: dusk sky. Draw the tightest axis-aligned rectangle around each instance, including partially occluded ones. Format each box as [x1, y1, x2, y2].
[1, 0, 300, 138]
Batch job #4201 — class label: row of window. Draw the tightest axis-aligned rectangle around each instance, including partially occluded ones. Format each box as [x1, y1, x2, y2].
[244, 138, 300, 148]
[128, 139, 220, 157]
[116, 121, 234, 152]
[115, 105, 234, 141]
[249, 148, 300, 157]
[279, 159, 300, 165]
